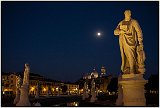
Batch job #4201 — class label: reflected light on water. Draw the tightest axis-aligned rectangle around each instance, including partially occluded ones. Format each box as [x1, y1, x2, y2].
[67, 101, 79, 106]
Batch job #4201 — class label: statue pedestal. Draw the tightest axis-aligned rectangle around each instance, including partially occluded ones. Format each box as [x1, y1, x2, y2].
[82, 92, 89, 100]
[90, 93, 97, 102]
[35, 94, 39, 99]
[119, 74, 147, 106]
[13, 88, 20, 104]
[116, 84, 123, 106]
[16, 85, 31, 106]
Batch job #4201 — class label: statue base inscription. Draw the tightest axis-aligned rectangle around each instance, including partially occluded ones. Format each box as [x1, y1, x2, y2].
[119, 74, 147, 106]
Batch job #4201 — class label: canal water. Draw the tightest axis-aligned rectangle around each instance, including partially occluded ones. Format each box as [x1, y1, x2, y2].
[52, 101, 79, 106]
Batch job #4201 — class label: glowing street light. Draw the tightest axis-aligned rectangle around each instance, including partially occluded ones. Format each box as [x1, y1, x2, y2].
[43, 88, 46, 92]
[31, 87, 35, 91]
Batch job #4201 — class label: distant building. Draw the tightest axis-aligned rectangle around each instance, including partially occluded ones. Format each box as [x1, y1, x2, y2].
[65, 83, 79, 95]
[2, 72, 17, 95]
[2, 72, 79, 96]
[100, 66, 106, 77]
[75, 67, 112, 95]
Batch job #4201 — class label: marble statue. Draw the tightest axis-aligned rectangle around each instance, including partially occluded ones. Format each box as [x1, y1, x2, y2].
[90, 78, 97, 102]
[13, 75, 22, 104]
[114, 10, 145, 74]
[35, 83, 39, 99]
[23, 63, 30, 85]
[16, 63, 31, 106]
[114, 10, 148, 106]
[57, 88, 60, 96]
[46, 87, 51, 97]
[82, 81, 89, 100]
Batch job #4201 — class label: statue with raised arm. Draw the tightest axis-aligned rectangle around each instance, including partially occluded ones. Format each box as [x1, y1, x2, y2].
[114, 10, 145, 74]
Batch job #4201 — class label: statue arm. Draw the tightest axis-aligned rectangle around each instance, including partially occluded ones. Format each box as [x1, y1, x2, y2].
[133, 20, 143, 45]
[114, 21, 122, 36]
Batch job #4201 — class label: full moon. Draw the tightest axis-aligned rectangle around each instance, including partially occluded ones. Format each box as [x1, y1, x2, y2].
[97, 32, 101, 36]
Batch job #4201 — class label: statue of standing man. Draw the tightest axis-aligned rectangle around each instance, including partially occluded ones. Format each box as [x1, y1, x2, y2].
[114, 10, 146, 74]
[23, 63, 30, 85]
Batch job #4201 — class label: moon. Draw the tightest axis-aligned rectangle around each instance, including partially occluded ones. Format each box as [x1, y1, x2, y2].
[97, 32, 101, 37]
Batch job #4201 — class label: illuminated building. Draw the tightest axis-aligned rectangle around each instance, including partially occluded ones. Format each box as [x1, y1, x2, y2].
[101, 66, 106, 77]
[2, 72, 79, 96]
[66, 83, 79, 95]
[2, 72, 17, 95]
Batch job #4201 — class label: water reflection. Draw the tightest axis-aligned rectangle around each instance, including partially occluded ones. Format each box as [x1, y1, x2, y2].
[67, 101, 79, 106]
[52, 101, 79, 107]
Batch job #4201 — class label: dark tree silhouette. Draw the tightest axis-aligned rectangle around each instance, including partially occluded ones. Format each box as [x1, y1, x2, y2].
[107, 77, 118, 92]
[145, 74, 159, 91]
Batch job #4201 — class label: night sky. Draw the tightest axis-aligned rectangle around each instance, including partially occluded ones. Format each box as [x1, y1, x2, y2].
[2, 1, 159, 82]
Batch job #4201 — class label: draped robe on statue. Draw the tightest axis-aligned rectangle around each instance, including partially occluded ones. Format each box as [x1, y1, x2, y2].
[114, 19, 145, 74]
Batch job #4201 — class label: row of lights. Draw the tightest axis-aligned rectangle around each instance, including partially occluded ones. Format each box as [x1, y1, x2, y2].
[30, 86, 59, 92]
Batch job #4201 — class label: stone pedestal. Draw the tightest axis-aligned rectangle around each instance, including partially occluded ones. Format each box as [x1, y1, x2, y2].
[35, 92, 39, 99]
[13, 88, 20, 104]
[46, 91, 49, 97]
[119, 74, 147, 106]
[82, 91, 89, 100]
[90, 92, 97, 102]
[16, 85, 31, 106]
[35, 84, 39, 99]
[116, 84, 123, 106]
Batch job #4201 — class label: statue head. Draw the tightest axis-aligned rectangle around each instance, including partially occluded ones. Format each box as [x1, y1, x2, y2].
[25, 63, 29, 67]
[124, 10, 131, 21]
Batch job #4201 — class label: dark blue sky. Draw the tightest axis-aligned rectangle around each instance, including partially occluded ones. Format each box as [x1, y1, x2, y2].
[2, 1, 159, 82]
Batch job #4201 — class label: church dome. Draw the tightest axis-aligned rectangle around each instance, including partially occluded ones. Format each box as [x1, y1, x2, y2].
[91, 68, 98, 78]
[87, 74, 91, 79]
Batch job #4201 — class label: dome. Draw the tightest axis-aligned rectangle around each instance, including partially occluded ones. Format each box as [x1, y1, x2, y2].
[91, 68, 98, 78]
[83, 73, 92, 79]
[87, 74, 91, 79]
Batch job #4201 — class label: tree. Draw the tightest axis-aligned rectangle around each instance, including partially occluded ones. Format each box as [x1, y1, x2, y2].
[107, 77, 118, 92]
[145, 74, 159, 91]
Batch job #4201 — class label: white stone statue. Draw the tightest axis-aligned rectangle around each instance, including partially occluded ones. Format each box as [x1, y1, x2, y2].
[82, 81, 89, 100]
[23, 63, 30, 85]
[16, 63, 31, 106]
[114, 10, 148, 106]
[90, 79, 97, 102]
[114, 10, 145, 74]
[13, 75, 21, 104]
[35, 83, 39, 99]
[46, 87, 50, 97]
